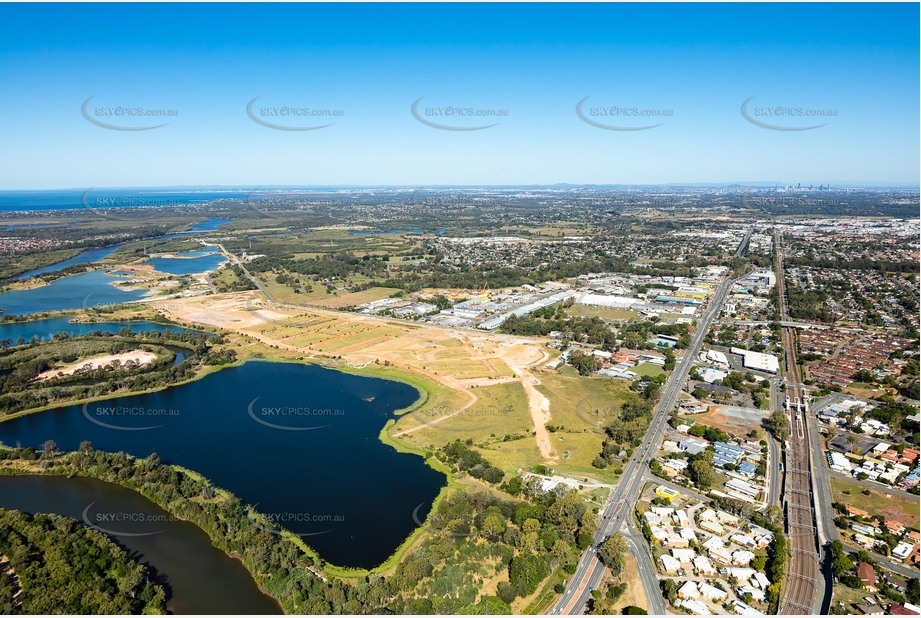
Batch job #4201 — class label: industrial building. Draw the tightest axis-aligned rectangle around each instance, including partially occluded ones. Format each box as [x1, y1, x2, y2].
[576, 292, 640, 309]
[656, 295, 703, 306]
[478, 289, 578, 330]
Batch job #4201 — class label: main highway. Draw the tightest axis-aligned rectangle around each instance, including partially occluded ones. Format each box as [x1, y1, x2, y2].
[551, 229, 751, 615]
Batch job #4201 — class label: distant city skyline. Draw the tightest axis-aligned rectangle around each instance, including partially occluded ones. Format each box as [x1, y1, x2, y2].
[0, 3, 918, 189]
[2, 182, 918, 192]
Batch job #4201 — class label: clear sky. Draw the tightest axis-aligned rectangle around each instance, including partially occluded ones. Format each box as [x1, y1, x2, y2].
[0, 3, 917, 189]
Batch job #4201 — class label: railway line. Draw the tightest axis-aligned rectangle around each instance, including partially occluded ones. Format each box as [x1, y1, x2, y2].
[775, 231, 821, 615]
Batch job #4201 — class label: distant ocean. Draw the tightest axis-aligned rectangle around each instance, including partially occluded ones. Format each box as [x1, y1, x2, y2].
[0, 189, 252, 212]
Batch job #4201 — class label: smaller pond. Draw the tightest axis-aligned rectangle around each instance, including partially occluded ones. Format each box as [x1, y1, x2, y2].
[14, 246, 121, 280]
[142, 247, 226, 275]
[718, 406, 769, 421]
[0, 317, 203, 344]
[161, 218, 232, 239]
[0, 475, 282, 614]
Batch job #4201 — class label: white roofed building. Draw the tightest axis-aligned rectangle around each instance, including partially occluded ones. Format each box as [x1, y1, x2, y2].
[730, 347, 780, 374]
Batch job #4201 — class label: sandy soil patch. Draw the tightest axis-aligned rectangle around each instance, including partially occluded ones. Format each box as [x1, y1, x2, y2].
[153, 291, 293, 329]
[610, 553, 648, 613]
[691, 404, 767, 434]
[35, 350, 157, 381]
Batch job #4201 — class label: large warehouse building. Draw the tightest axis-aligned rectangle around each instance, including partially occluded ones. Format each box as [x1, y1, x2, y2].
[730, 347, 780, 374]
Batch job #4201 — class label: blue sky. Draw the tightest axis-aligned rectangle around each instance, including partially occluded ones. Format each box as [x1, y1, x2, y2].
[0, 3, 917, 188]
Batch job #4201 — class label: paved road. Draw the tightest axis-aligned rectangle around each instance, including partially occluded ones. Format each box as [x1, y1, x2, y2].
[551, 231, 750, 615]
[809, 394, 918, 502]
[765, 378, 784, 507]
[623, 519, 663, 611]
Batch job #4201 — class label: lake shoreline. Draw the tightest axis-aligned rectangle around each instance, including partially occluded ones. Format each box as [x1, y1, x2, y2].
[0, 353, 455, 573]
[0, 467, 285, 614]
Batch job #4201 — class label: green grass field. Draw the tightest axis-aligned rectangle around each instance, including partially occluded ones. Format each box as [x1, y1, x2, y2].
[830, 478, 919, 520]
[535, 373, 641, 481]
[397, 382, 530, 446]
[566, 305, 639, 322]
[632, 362, 666, 378]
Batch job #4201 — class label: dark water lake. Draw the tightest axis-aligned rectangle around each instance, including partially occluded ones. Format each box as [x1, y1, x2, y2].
[0, 317, 203, 343]
[0, 361, 445, 569]
[0, 475, 282, 614]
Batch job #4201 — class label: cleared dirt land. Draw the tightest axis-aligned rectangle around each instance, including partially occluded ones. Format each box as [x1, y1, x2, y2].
[35, 350, 157, 381]
[155, 290, 573, 469]
[830, 477, 919, 526]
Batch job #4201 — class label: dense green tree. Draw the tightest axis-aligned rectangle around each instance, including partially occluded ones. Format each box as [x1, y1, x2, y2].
[597, 534, 628, 577]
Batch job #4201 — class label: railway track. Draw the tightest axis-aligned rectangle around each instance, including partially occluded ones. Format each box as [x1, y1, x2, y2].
[775, 231, 820, 615]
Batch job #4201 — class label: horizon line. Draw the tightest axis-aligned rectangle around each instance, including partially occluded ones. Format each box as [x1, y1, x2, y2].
[1, 182, 919, 193]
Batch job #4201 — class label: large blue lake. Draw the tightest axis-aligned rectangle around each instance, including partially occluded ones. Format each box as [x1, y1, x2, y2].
[1, 245, 228, 316]
[0, 270, 149, 316]
[0, 361, 444, 569]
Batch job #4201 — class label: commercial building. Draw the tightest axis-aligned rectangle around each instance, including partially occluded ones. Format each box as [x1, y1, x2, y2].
[730, 347, 780, 374]
[679, 437, 709, 455]
[713, 441, 746, 468]
[725, 478, 761, 499]
[655, 485, 681, 501]
[699, 367, 729, 383]
[828, 451, 853, 473]
[706, 349, 730, 365]
[478, 290, 577, 330]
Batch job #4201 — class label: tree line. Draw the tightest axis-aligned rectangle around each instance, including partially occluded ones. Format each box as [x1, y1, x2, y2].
[0, 507, 166, 614]
[0, 440, 600, 615]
